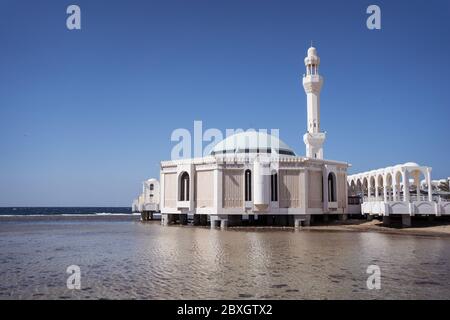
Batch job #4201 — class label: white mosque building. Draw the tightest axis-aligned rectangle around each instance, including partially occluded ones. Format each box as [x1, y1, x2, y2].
[133, 46, 450, 228]
[132, 178, 160, 220]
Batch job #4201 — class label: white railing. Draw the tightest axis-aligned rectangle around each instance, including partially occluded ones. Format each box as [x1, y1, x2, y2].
[363, 196, 405, 202]
[362, 195, 440, 203]
[409, 195, 429, 202]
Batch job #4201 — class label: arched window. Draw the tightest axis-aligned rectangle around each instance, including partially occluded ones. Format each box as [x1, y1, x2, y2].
[179, 172, 190, 201]
[271, 172, 278, 202]
[328, 172, 336, 202]
[149, 184, 154, 191]
[245, 169, 252, 201]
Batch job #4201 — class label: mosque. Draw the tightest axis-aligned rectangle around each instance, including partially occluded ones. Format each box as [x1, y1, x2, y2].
[132, 46, 450, 228]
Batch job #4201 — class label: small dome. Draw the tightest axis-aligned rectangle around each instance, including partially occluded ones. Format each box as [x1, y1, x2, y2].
[308, 47, 317, 57]
[305, 47, 320, 66]
[210, 131, 296, 156]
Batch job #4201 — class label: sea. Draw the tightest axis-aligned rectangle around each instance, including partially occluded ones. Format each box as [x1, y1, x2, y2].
[1, 207, 450, 299]
[0, 207, 134, 216]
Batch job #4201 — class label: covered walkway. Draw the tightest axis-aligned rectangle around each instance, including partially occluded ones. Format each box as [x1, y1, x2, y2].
[348, 163, 450, 225]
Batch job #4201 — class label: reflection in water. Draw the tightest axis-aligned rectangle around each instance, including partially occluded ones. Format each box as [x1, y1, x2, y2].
[0, 216, 450, 299]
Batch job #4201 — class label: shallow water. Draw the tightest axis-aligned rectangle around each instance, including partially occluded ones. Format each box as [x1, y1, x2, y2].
[1, 215, 450, 299]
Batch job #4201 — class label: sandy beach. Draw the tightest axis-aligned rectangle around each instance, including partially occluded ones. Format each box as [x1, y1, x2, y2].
[302, 219, 450, 238]
[225, 218, 450, 238]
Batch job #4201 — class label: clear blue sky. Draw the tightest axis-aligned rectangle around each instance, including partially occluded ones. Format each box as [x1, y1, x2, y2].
[1, 0, 449, 206]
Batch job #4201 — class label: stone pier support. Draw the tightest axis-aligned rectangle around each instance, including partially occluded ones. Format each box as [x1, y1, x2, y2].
[382, 216, 390, 226]
[402, 215, 412, 227]
[220, 219, 228, 229]
[161, 214, 167, 226]
[304, 214, 311, 226]
[294, 217, 301, 228]
[366, 214, 373, 221]
[209, 215, 219, 228]
[210, 215, 229, 229]
[142, 211, 154, 221]
[339, 214, 348, 221]
[323, 214, 329, 222]
[161, 213, 175, 226]
[294, 214, 311, 228]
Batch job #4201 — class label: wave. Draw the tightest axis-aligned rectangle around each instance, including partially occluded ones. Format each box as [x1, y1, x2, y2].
[94, 212, 141, 216]
[0, 207, 134, 216]
[0, 213, 139, 217]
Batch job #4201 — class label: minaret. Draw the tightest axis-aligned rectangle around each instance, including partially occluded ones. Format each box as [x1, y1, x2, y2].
[302, 46, 326, 159]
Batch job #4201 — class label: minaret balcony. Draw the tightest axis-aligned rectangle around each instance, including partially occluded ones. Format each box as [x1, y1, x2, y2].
[303, 132, 326, 147]
[303, 75, 323, 93]
[303, 74, 322, 81]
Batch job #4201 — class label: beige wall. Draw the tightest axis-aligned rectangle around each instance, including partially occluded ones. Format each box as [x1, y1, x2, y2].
[222, 169, 243, 208]
[338, 171, 347, 208]
[279, 170, 301, 208]
[195, 170, 214, 208]
[308, 170, 323, 208]
[164, 172, 177, 208]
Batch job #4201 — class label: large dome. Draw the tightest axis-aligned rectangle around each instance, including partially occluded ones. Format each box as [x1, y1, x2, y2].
[210, 131, 296, 156]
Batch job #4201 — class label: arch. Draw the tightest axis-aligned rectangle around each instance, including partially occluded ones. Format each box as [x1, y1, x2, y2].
[362, 177, 368, 197]
[350, 180, 356, 196]
[327, 172, 337, 202]
[377, 174, 384, 200]
[394, 170, 404, 201]
[409, 168, 426, 201]
[385, 173, 393, 201]
[245, 169, 252, 201]
[149, 184, 154, 191]
[369, 176, 376, 199]
[394, 171, 402, 187]
[179, 172, 190, 201]
[356, 178, 363, 196]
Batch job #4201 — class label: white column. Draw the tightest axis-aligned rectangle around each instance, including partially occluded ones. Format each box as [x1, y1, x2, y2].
[393, 183, 397, 201]
[214, 167, 223, 214]
[375, 178, 379, 201]
[344, 173, 348, 209]
[383, 177, 388, 202]
[367, 185, 372, 202]
[323, 168, 328, 211]
[416, 174, 421, 201]
[402, 170, 410, 202]
[302, 169, 308, 213]
[426, 168, 433, 202]
[160, 172, 165, 212]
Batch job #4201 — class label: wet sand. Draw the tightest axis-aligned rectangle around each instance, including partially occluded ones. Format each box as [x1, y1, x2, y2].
[302, 219, 450, 238]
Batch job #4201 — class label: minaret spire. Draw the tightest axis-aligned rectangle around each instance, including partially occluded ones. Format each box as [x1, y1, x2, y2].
[302, 46, 326, 159]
